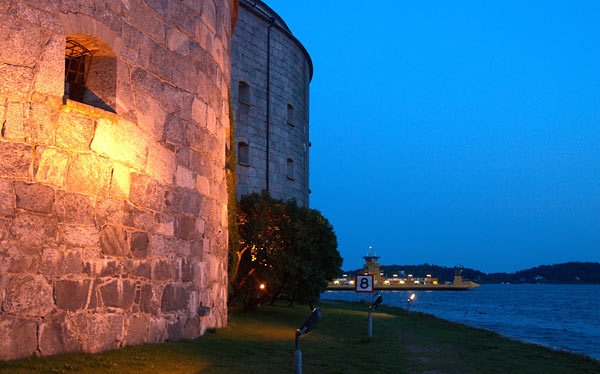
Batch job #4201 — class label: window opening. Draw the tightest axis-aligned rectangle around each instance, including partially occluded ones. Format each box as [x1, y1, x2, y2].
[239, 81, 250, 105]
[286, 158, 294, 180]
[287, 104, 294, 126]
[238, 142, 249, 166]
[65, 39, 94, 103]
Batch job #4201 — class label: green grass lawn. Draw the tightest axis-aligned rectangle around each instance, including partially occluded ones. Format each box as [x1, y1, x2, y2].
[1, 300, 598, 374]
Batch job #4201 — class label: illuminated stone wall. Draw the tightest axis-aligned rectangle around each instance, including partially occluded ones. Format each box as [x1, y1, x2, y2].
[0, 0, 235, 360]
[231, 0, 312, 206]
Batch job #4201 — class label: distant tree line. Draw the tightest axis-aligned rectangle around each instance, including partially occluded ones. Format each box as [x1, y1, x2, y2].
[347, 262, 600, 284]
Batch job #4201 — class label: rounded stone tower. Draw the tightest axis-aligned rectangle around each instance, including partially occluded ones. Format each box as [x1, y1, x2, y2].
[0, 0, 237, 360]
[231, 0, 312, 207]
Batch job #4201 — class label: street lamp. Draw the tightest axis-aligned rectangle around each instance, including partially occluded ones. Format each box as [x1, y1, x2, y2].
[295, 307, 321, 374]
[368, 293, 383, 338]
[407, 293, 416, 314]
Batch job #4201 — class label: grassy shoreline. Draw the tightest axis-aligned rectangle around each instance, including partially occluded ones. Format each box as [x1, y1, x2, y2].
[1, 300, 598, 373]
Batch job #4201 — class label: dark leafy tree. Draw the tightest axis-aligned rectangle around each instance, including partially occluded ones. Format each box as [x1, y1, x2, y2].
[229, 192, 342, 308]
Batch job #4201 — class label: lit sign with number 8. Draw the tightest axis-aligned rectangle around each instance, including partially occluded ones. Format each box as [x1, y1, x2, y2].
[355, 274, 374, 293]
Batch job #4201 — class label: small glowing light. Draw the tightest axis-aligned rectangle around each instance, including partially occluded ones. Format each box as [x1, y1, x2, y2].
[433, 281, 438, 285]
[408, 274, 413, 277]
[349, 281, 355, 285]
[414, 281, 419, 284]
[399, 280, 405, 284]
[384, 280, 390, 285]
[409, 294, 416, 301]
[334, 280, 339, 284]
[426, 274, 432, 278]
[393, 274, 398, 277]
[259, 283, 266, 290]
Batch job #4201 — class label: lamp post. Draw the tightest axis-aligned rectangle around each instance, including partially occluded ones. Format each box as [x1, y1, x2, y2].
[407, 293, 416, 314]
[368, 293, 383, 338]
[294, 307, 321, 374]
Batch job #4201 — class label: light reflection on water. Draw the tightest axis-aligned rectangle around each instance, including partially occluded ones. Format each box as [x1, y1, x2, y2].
[321, 284, 600, 359]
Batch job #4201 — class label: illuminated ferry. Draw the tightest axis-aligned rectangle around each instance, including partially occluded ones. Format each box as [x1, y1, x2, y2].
[327, 248, 479, 291]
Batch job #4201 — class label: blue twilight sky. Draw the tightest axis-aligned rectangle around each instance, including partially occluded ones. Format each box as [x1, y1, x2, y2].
[265, 0, 600, 273]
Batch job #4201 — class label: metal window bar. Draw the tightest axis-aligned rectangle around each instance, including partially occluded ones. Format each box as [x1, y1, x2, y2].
[65, 39, 94, 86]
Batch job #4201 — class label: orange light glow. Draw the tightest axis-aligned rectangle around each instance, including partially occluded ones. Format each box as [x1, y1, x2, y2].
[259, 283, 266, 290]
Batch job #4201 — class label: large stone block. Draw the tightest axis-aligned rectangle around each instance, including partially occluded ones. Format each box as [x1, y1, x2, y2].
[54, 279, 96, 311]
[96, 198, 155, 231]
[0, 241, 40, 273]
[99, 279, 135, 309]
[124, 259, 151, 279]
[28, 103, 56, 146]
[0, 142, 32, 179]
[4, 274, 54, 316]
[39, 248, 82, 277]
[174, 214, 196, 240]
[0, 14, 43, 66]
[14, 181, 55, 213]
[82, 313, 125, 353]
[129, 173, 165, 212]
[91, 118, 148, 171]
[131, 67, 163, 101]
[10, 212, 58, 249]
[110, 162, 131, 198]
[0, 63, 34, 101]
[3, 101, 29, 141]
[129, 231, 149, 258]
[0, 179, 15, 215]
[0, 315, 38, 360]
[65, 153, 112, 196]
[99, 224, 129, 257]
[149, 233, 190, 257]
[176, 257, 194, 283]
[165, 186, 201, 214]
[33, 33, 64, 96]
[34, 146, 70, 187]
[83, 259, 123, 277]
[145, 142, 176, 185]
[154, 213, 175, 236]
[54, 191, 95, 225]
[134, 89, 166, 140]
[56, 112, 95, 151]
[152, 258, 175, 281]
[59, 224, 100, 248]
[38, 311, 82, 356]
[124, 314, 149, 346]
[161, 284, 190, 313]
[140, 283, 162, 315]
[163, 114, 186, 145]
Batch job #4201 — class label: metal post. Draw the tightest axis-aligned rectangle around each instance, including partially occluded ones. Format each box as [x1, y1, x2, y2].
[294, 331, 302, 374]
[367, 307, 373, 338]
[407, 301, 410, 314]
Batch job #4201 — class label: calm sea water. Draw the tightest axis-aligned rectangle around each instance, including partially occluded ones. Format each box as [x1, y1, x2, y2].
[321, 284, 600, 360]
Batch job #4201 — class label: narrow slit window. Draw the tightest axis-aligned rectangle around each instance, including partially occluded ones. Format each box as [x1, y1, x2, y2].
[286, 158, 294, 180]
[287, 104, 294, 126]
[239, 81, 250, 105]
[238, 142, 249, 166]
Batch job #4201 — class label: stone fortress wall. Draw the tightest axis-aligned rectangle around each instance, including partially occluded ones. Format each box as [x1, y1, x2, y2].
[231, 0, 312, 207]
[0, 0, 237, 360]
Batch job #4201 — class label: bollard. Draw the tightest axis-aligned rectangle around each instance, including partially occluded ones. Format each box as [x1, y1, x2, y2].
[367, 308, 373, 338]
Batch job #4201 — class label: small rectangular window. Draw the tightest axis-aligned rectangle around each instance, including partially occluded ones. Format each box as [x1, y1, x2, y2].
[239, 81, 250, 105]
[286, 158, 294, 180]
[238, 142, 249, 166]
[287, 104, 294, 126]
